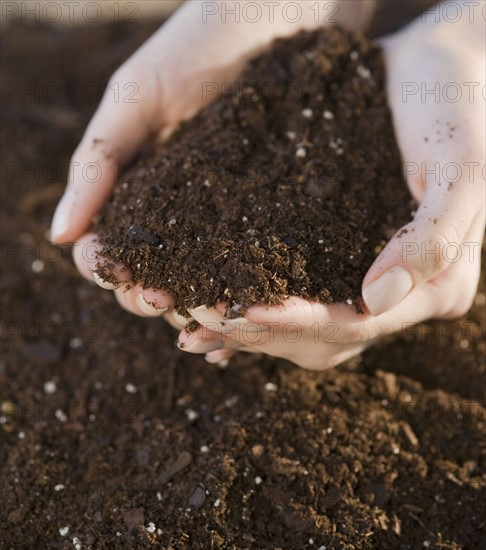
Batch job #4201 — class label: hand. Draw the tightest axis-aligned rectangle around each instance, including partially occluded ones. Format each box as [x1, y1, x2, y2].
[177, 3, 486, 369]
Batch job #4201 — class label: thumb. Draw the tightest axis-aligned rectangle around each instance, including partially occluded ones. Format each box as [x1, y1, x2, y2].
[362, 180, 479, 316]
[51, 66, 157, 243]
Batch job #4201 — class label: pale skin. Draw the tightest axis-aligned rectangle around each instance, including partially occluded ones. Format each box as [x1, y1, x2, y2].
[52, 0, 485, 370]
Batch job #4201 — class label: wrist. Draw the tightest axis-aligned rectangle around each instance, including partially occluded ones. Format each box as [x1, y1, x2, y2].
[409, 0, 485, 56]
[442, 0, 486, 56]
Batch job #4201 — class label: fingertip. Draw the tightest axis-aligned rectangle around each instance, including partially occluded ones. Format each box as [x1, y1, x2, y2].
[93, 271, 121, 291]
[177, 329, 224, 354]
[135, 292, 169, 317]
[205, 349, 236, 367]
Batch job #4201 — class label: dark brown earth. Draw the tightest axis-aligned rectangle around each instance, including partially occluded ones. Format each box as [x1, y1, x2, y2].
[1, 19, 485, 550]
[94, 26, 414, 315]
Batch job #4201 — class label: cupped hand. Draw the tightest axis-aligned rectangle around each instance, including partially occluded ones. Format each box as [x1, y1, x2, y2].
[178, 7, 486, 370]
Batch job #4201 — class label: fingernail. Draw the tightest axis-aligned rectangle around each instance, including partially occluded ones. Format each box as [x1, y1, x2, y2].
[51, 191, 75, 242]
[363, 267, 413, 316]
[188, 305, 225, 327]
[93, 271, 120, 290]
[178, 339, 224, 354]
[136, 294, 168, 317]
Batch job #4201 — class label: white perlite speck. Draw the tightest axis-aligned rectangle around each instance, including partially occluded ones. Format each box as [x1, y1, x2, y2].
[296, 147, 307, 158]
[55, 410, 68, 422]
[255, 476, 263, 485]
[357, 65, 371, 79]
[125, 383, 137, 394]
[264, 382, 278, 392]
[323, 110, 334, 120]
[185, 409, 199, 422]
[302, 108, 313, 119]
[59, 527, 69, 536]
[69, 337, 82, 349]
[44, 380, 57, 394]
[31, 259, 44, 273]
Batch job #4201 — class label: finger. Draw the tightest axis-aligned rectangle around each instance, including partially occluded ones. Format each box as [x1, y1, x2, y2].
[362, 182, 481, 316]
[112, 285, 172, 318]
[177, 326, 225, 355]
[72, 233, 100, 282]
[163, 311, 189, 331]
[51, 65, 159, 243]
[246, 297, 361, 328]
[187, 305, 227, 331]
[136, 288, 175, 316]
[73, 233, 131, 289]
[248, 334, 369, 371]
[205, 349, 237, 367]
[113, 286, 136, 314]
[379, 209, 484, 326]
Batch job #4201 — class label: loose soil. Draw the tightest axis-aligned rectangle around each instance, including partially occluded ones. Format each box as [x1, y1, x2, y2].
[94, 26, 414, 315]
[1, 19, 485, 550]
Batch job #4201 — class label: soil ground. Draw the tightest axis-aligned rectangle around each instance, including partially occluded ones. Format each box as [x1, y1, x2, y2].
[1, 20, 485, 550]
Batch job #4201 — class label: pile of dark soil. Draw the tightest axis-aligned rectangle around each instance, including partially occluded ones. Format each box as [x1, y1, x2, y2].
[94, 26, 414, 314]
[1, 19, 485, 550]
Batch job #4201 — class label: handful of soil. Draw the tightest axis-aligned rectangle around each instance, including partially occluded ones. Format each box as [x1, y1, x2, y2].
[94, 25, 414, 315]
